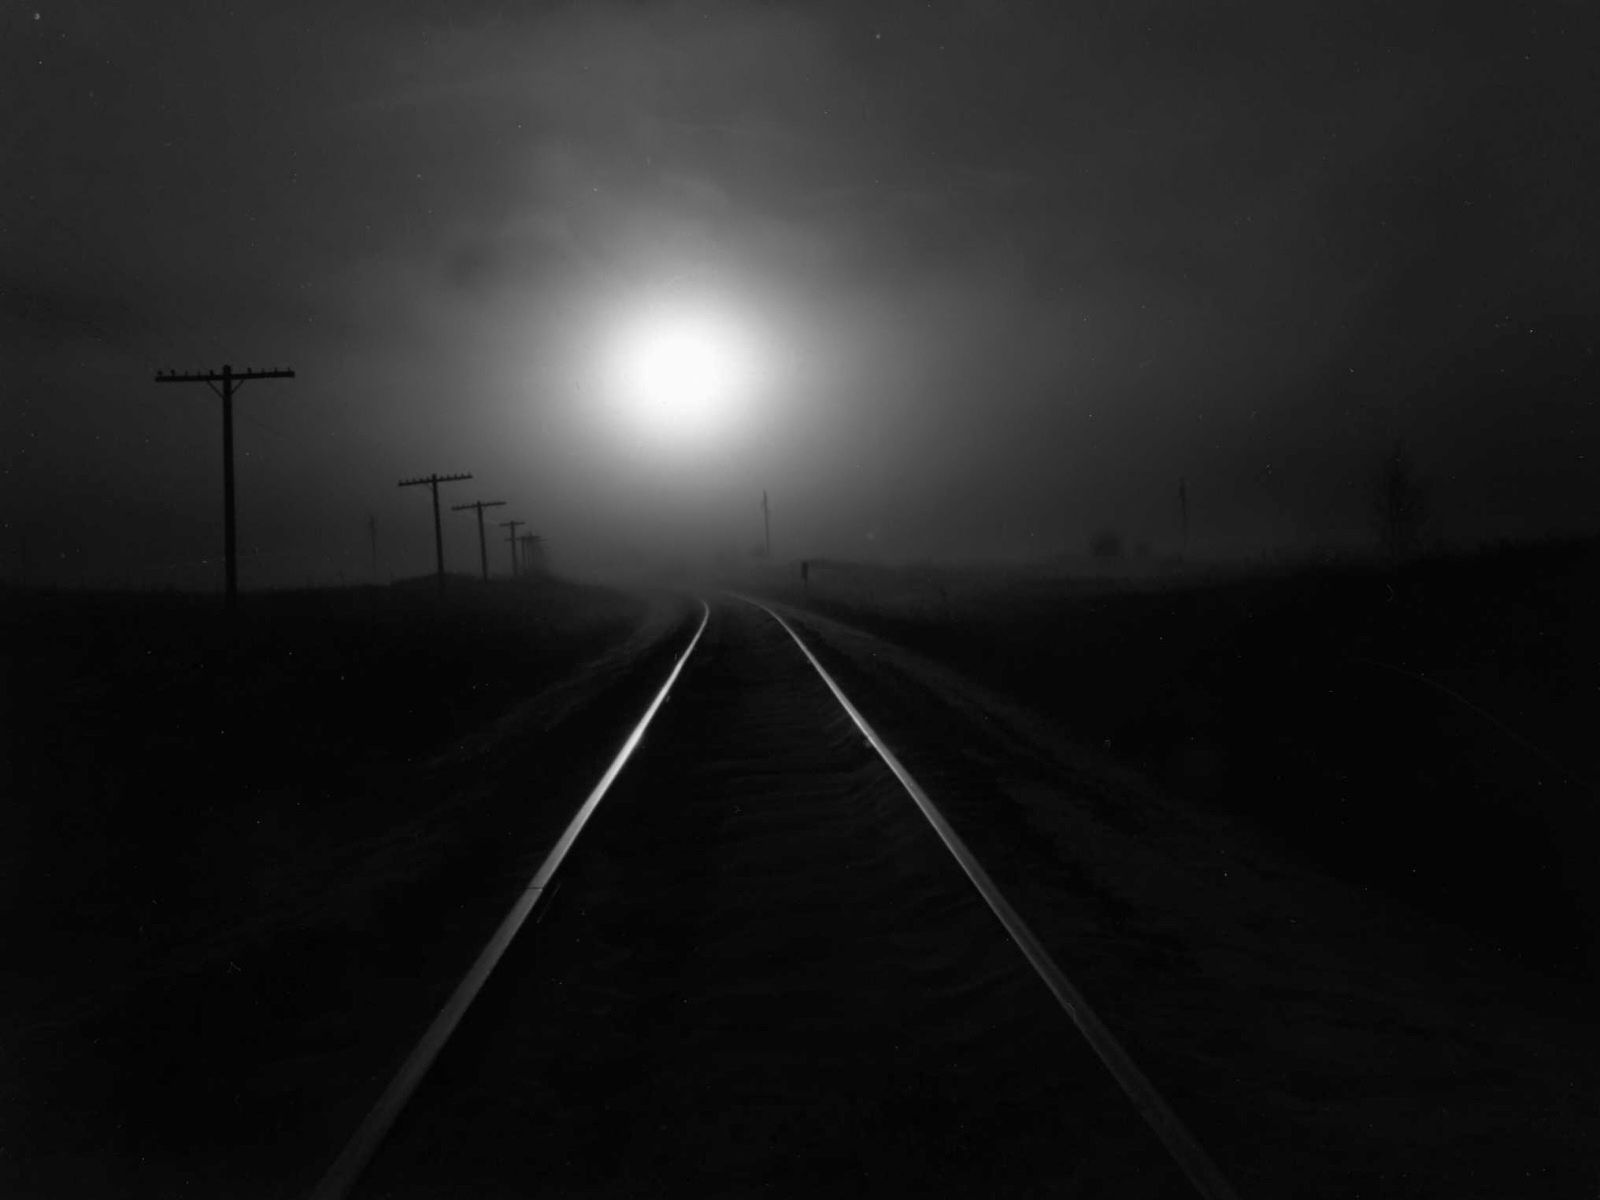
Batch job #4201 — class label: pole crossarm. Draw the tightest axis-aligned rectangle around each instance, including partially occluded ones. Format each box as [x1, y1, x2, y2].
[398, 472, 472, 488]
[156, 366, 295, 398]
[450, 500, 505, 512]
[155, 367, 295, 383]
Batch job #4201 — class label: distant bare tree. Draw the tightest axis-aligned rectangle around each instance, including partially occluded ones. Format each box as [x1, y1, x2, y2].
[1371, 440, 1429, 559]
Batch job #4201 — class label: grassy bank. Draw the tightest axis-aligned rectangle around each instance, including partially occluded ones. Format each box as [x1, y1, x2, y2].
[774, 539, 1599, 985]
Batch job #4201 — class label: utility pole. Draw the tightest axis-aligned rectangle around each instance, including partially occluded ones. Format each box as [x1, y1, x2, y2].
[398, 472, 472, 595]
[518, 533, 544, 576]
[762, 490, 771, 559]
[154, 363, 295, 611]
[1179, 477, 1190, 557]
[500, 519, 524, 577]
[452, 499, 506, 581]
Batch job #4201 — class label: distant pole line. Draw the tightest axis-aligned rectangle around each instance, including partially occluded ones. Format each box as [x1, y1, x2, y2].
[398, 472, 472, 595]
[499, 519, 524, 577]
[518, 533, 543, 576]
[452, 499, 507, 581]
[762, 490, 771, 559]
[154, 363, 295, 612]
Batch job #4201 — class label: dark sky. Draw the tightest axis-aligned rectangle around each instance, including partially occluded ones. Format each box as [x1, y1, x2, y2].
[4, 0, 1597, 585]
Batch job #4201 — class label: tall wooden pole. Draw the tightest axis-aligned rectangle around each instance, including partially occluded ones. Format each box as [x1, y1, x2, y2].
[399, 472, 472, 595]
[452, 500, 506, 581]
[155, 363, 295, 611]
[499, 519, 524, 576]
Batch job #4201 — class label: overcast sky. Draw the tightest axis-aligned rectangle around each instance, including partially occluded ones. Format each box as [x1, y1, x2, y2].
[4, 0, 1596, 585]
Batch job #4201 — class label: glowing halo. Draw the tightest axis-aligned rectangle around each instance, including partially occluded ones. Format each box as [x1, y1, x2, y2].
[604, 306, 759, 448]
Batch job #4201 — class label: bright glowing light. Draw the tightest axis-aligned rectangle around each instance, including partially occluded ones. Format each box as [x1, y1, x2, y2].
[606, 308, 758, 447]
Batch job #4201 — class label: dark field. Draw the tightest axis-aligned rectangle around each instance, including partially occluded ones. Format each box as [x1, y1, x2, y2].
[773, 539, 1599, 989]
[0, 577, 695, 1198]
[2, 542, 1594, 1198]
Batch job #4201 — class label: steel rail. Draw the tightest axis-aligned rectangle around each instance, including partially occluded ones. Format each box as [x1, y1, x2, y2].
[749, 598, 1245, 1200]
[304, 601, 710, 1200]
[1342, 653, 1593, 791]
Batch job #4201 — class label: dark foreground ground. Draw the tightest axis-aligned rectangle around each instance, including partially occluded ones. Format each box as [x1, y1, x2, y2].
[739, 544, 1598, 1197]
[772, 538, 1599, 987]
[338, 585, 1595, 1200]
[0, 577, 698, 1198]
[353, 602, 1195, 1200]
[3, 542, 1595, 1198]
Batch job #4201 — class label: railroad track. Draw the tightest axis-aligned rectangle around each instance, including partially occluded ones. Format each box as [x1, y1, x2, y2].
[308, 598, 1240, 1200]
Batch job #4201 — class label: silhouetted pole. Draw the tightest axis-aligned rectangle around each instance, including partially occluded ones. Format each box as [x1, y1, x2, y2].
[1179, 477, 1189, 556]
[452, 499, 506, 581]
[398, 472, 472, 595]
[500, 519, 524, 576]
[518, 533, 543, 576]
[762, 490, 771, 558]
[154, 363, 295, 611]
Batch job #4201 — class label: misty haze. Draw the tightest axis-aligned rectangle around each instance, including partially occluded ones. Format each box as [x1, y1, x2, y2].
[2, 2, 1595, 1197]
